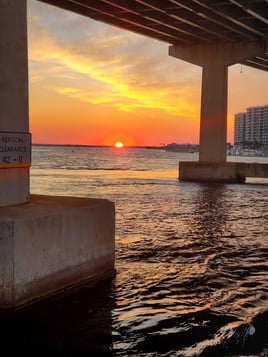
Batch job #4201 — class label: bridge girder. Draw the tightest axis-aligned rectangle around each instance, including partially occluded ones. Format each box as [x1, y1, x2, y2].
[37, 0, 268, 71]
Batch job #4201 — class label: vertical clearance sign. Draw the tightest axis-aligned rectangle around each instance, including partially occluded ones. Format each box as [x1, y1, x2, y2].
[0, 132, 31, 168]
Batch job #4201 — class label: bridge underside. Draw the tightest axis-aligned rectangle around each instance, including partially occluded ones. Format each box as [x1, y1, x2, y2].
[38, 0, 268, 71]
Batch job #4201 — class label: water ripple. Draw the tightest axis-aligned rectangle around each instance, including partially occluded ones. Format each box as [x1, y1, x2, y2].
[6, 146, 267, 356]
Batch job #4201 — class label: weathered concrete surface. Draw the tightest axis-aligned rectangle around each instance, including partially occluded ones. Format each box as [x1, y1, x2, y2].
[0, 0, 30, 206]
[236, 162, 268, 178]
[179, 162, 245, 183]
[179, 161, 268, 183]
[0, 168, 30, 208]
[0, 195, 115, 308]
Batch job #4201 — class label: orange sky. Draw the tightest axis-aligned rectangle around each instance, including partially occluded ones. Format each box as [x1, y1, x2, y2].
[28, 1, 268, 147]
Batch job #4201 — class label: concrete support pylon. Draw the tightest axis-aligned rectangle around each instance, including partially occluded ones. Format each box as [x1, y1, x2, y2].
[169, 41, 267, 163]
[0, 0, 30, 206]
[169, 41, 267, 182]
[199, 65, 227, 162]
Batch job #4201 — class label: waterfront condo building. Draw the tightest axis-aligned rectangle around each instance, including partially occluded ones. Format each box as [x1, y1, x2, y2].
[234, 105, 268, 147]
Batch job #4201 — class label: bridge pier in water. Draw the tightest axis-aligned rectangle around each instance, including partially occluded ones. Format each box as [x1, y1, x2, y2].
[169, 41, 268, 183]
[0, 0, 115, 308]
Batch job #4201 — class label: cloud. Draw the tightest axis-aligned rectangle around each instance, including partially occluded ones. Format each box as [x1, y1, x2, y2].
[27, 0, 200, 119]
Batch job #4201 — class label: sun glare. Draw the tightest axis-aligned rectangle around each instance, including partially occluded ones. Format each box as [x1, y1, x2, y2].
[115, 141, 124, 148]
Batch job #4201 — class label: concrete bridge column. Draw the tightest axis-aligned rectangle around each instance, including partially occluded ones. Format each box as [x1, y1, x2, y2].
[169, 41, 267, 182]
[199, 65, 227, 162]
[0, 0, 30, 206]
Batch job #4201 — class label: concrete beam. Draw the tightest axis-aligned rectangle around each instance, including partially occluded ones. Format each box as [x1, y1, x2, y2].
[169, 41, 268, 67]
[0, 0, 30, 206]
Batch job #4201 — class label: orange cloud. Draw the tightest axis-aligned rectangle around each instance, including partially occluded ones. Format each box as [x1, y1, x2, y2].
[28, 0, 201, 121]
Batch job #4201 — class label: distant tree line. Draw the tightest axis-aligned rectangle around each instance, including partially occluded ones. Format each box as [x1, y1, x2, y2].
[235, 141, 266, 149]
[164, 143, 199, 152]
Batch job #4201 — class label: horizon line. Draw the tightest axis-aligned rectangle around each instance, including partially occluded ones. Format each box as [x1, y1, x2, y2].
[32, 143, 200, 148]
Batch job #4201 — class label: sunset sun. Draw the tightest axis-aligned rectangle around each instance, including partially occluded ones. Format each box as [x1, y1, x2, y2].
[115, 141, 124, 148]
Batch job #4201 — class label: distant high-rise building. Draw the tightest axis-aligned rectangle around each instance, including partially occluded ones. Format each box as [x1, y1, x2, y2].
[234, 112, 246, 144]
[234, 105, 268, 147]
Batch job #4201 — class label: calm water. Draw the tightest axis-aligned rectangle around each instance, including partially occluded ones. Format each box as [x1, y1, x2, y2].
[2, 145, 268, 356]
